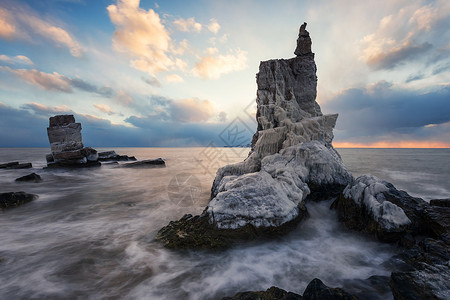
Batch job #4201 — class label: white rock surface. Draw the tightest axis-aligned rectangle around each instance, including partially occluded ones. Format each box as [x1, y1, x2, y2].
[207, 24, 352, 230]
[343, 175, 411, 229]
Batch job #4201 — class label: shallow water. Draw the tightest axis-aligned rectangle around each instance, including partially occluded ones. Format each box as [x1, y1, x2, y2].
[0, 147, 448, 299]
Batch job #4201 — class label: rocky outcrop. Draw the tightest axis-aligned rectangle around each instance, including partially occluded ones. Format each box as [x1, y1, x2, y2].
[15, 173, 42, 182]
[222, 278, 358, 300]
[0, 192, 37, 209]
[157, 23, 352, 249]
[98, 151, 136, 162]
[0, 162, 32, 169]
[45, 115, 100, 168]
[121, 158, 165, 168]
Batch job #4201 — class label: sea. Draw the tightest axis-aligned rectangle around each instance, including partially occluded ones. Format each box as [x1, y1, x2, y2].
[0, 147, 449, 299]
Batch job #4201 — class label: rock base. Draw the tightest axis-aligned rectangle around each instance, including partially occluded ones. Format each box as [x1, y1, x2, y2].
[156, 203, 307, 250]
[0, 192, 37, 209]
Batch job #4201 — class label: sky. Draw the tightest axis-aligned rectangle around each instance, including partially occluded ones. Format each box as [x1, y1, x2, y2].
[0, 0, 449, 148]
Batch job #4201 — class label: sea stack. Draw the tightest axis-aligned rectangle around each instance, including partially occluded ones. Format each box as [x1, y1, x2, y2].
[46, 115, 100, 168]
[156, 23, 352, 249]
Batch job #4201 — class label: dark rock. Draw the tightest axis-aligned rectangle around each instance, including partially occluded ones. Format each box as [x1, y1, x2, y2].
[0, 162, 32, 169]
[0, 162, 19, 168]
[122, 158, 165, 168]
[306, 183, 347, 202]
[46, 154, 54, 163]
[0, 192, 38, 209]
[98, 151, 136, 161]
[222, 286, 302, 300]
[294, 22, 312, 56]
[430, 199, 450, 208]
[303, 278, 358, 300]
[15, 173, 42, 182]
[49, 114, 75, 127]
[422, 205, 450, 238]
[156, 203, 307, 250]
[342, 275, 391, 300]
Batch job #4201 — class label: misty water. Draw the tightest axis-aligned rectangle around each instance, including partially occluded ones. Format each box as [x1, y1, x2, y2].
[0, 147, 449, 299]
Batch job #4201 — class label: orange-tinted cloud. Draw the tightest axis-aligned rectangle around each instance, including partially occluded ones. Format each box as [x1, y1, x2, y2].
[170, 98, 215, 122]
[94, 104, 115, 115]
[193, 49, 247, 79]
[334, 140, 450, 148]
[107, 0, 173, 75]
[207, 18, 220, 34]
[0, 8, 15, 39]
[165, 74, 184, 83]
[0, 54, 33, 65]
[173, 17, 202, 33]
[1, 66, 72, 92]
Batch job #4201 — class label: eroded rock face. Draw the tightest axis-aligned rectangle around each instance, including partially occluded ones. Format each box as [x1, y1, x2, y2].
[46, 115, 100, 168]
[157, 23, 352, 248]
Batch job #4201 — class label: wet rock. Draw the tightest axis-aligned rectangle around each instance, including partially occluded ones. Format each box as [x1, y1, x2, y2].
[0, 162, 32, 169]
[422, 205, 450, 238]
[303, 278, 358, 300]
[222, 278, 358, 300]
[156, 203, 307, 250]
[430, 198, 450, 208]
[98, 150, 136, 161]
[331, 175, 427, 242]
[0, 192, 38, 209]
[222, 286, 302, 300]
[121, 158, 165, 168]
[15, 173, 42, 182]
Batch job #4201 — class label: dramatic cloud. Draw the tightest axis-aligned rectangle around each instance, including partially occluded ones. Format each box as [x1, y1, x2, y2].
[193, 49, 247, 79]
[0, 66, 115, 97]
[0, 3, 83, 57]
[107, 0, 173, 75]
[142, 76, 161, 88]
[22, 102, 72, 116]
[207, 18, 220, 34]
[361, 0, 450, 71]
[165, 74, 184, 83]
[323, 82, 450, 144]
[93, 104, 115, 115]
[173, 17, 202, 33]
[1, 66, 72, 92]
[0, 54, 33, 65]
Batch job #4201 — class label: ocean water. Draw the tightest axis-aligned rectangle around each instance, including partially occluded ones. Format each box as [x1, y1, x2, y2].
[0, 147, 448, 299]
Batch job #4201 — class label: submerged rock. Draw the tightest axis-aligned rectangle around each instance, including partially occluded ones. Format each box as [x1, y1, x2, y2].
[15, 173, 42, 182]
[0, 162, 32, 169]
[121, 158, 165, 168]
[157, 23, 351, 249]
[222, 278, 358, 300]
[0, 192, 37, 209]
[98, 151, 136, 162]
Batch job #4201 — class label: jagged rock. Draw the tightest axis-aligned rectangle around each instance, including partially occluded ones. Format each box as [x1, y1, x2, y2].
[221, 278, 358, 300]
[390, 238, 450, 300]
[302, 278, 358, 300]
[0, 162, 32, 169]
[157, 23, 351, 249]
[294, 22, 312, 56]
[430, 199, 450, 208]
[15, 173, 42, 182]
[422, 205, 450, 238]
[98, 150, 136, 161]
[121, 158, 165, 168]
[222, 286, 302, 300]
[331, 175, 428, 242]
[0, 192, 38, 209]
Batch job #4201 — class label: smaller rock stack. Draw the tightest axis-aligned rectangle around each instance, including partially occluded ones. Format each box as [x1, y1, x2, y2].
[46, 115, 100, 168]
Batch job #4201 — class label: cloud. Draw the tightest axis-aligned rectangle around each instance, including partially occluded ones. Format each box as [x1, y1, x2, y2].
[165, 74, 184, 83]
[0, 54, 33, 65]
[1, 66, 73, 92]
[0, 7, 16, 39]
[22, 102, 72, 116]
[207, 18, 220, 34]
[322, 82, 450, 144]
[0, 3, 83, 57]
[142, 76, 161, 87]
[173, 17, 202, 33]
[192, 49, 247, 79]
[93, 104, 115, 115]
[170, 98, 214, 122]
[361, 0, 450, 71]
[0, 66, 116, 97]
[115, 90, 133, 106]
[107, 0, 173, 75]
[406, 73, 425, 83]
